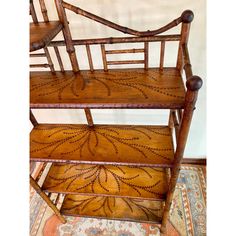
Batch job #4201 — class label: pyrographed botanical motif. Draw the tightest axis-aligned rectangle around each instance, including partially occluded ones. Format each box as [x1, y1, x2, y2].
[30, 125, 174, 164]
[43, 164, 169, 199]
[30, 69, 185, 100]
[61, 195, 164, 222]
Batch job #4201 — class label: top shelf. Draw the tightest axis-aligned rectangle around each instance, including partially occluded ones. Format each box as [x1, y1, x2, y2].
[30, 68, 186, 109]
[30, 21, 63, 52]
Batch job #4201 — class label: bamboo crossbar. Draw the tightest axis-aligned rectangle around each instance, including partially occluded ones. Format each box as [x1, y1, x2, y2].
[107, 60, 144, 65]
[30, 64, 50, 68]
[30, 53, 47, 57]
[49, 35, 181, 47]
[62, 1, 182, 36]
[182, 43, 193, 78]
[105, 48, 144, 54]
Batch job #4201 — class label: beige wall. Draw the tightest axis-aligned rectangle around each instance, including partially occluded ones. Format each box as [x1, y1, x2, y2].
[31, 0, 206, 158]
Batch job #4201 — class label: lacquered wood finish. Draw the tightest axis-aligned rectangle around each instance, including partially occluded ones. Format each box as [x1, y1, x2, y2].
[30, 124, 174, 167]
[61, 194, 164, 223]
[42, 163, 169, 200]
[29, 2, 203, 230]
[30, 68, 185, 109]
[30, 21, 63, 52]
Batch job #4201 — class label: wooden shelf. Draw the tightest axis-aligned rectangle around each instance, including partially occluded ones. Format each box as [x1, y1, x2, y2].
[42, 163, 169, 200]
[61, 194, 164, 223]
[30, 68, 185, 109]
[30, 21, 63, 52]
[30, 124, 174, 167]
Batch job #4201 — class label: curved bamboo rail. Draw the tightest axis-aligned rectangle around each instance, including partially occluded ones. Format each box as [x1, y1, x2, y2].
[62, 1, 193, 36]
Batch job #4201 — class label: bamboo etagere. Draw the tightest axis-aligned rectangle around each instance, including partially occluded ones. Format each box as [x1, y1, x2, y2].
[29, 0, 203, 234]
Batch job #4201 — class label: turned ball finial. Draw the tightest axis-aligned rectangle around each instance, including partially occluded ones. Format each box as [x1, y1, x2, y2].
[181, 10, 194, 23]
[186, 76, 203, 91]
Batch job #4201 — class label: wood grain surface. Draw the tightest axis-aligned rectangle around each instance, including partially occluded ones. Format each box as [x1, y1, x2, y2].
[30, 21, 63, 52]
[61, 194, 164, 223]
[30, 124, 174, 167]
[30, 68, 185, 109]
[42, 163, 169, 200]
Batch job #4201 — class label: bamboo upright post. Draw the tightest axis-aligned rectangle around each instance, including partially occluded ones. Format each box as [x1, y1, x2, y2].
[176, 10, 194, 71]
[54, 0, 79, 72]
[160, 76, 202, 234]
[30, 176, 66, 223]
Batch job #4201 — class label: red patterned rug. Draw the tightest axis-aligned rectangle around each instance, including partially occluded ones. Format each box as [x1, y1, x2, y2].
[30, 165, 206, 236]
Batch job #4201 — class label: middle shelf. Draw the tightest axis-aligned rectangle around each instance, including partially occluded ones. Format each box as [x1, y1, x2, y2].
[30, 124, 175, 167]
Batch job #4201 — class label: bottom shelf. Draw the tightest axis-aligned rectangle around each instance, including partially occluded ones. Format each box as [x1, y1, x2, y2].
[61, 194, 164, 224]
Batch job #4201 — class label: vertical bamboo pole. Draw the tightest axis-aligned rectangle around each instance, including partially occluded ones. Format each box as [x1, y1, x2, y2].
[30, 176, 66, 223]
[39, 0, 49, 22]
[160, 41, 165, 70]
[54, 46, 65, 72]
[176, 10, 194, 71]
[54, 0, 79, 72]
[161, 76, 202, 234]
[30, 0, 38, 23]
[168, 110, 174, 135]
[84, 108, 94, 126]
[30, 110, 38, 127]
[144, 42, 149, 70]
[44, 47, 55, 73]
[101, 44, 108, 71]
[86, 45, 94, 71]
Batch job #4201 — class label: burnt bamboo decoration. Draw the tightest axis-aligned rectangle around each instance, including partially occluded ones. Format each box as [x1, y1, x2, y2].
[54, 46, 65, 72]
[39, 0, 49, 22]
[54, 0, 79, 72]
[176, 10, 194, 70]
[49, 35, 181, 47]
[30, 109, 38, 127]
[160, 76, 203, 233]
[30, 175, 66, 223]
[62, 1, 183, 37]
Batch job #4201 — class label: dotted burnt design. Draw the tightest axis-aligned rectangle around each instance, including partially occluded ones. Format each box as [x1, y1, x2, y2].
[44, 164, 167, 198]
[30, 70, 184, 100]
[62, 195, 163, 220]
[31, 125, 173, 161]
